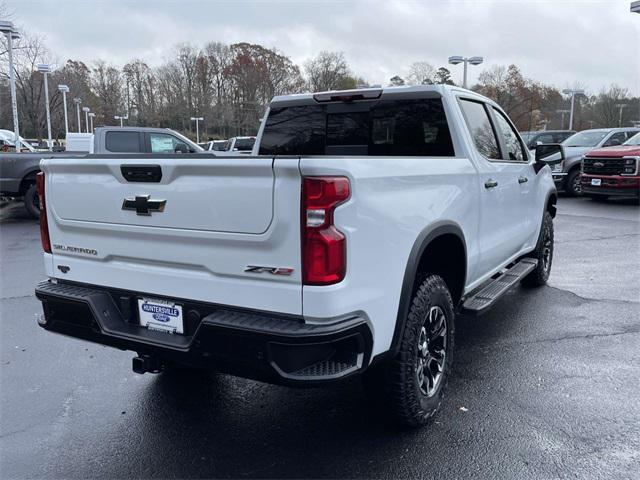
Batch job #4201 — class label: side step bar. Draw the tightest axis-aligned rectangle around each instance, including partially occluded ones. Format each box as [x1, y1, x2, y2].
[462, 258, 538, 315]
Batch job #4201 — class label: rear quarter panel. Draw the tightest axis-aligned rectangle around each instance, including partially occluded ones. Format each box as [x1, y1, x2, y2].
[299, 156, 480, 357]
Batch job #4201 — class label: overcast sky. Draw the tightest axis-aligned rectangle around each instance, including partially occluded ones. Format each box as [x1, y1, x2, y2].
[6, 0, 640, 95]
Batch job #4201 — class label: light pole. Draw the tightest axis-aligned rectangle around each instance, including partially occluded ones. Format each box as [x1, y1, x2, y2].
[88, 112, 95, 132]
[114, 114, 128, 127]
[0, 21, 21, 152]
[448, 55, 483, 89]
[556, 109, 570, 130]
[614, 103, 628, 127]
[73, 98, 82, 132]
[37, 64, 54, 150]
[562, 89, 584, 131]
[58, 85, 70, 135]
[82, 107, 90, 133]
[190, 117, 204, 143]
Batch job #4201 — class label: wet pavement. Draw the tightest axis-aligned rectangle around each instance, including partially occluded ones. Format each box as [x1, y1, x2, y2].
[1, 197, 639, 479]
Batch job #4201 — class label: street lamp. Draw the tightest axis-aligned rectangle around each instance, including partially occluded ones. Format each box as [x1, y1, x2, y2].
[614, 103, 628, 127]
[58, 85, 70, 135]
[0, 21, 21, 152]
[73, 98, 82, 133]
[37, 64, 53, 150]
[190, 117, 204, 143]
[562, 89, 585, 131]
[556, 109, 570, 130]
[448, 55, 483, 89]
[114, 114, 128, 127]
[82, 107, 90, 133]
[88, 112, 95, 133]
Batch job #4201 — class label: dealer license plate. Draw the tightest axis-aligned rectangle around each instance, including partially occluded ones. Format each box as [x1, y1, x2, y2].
[591, 178, 602, 186]
[138, 297, 184, 334]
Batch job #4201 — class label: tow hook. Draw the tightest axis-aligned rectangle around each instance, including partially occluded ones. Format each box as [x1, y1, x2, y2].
[132, 355, 163, 374]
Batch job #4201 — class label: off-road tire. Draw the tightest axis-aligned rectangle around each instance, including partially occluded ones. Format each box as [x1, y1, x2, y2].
[24, 183, 40, 219]
[522, 211, 554, 287]
[370, 275, 455, 427]
[565, 169, 581, 197]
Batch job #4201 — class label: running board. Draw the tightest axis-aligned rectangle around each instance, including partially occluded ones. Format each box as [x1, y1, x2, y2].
[462, 258, 538, 315]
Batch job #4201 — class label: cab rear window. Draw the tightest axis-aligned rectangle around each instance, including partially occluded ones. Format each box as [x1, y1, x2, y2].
[259, 98, 454, 157]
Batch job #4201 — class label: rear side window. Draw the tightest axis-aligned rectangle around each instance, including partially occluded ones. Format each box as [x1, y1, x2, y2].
[258, 98, 454, 157]
[105, 131, 141, 153]
[458, 99, 500, 160]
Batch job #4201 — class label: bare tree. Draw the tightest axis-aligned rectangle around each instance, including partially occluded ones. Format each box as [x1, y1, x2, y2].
[304, 51, 350, 92]
[406, 61, 435, 85]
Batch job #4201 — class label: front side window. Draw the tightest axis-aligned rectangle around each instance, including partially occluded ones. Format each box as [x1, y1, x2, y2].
[603, 132, 628, 147]
[492, 108, 525, 161]
[563, 130, 608, 147]
[458, 99, 500, 160]
[234, 138, 255, 151]
[150, 133, 183, 153]
[623, 132, 640, 146]
[105, 131, 141, 153]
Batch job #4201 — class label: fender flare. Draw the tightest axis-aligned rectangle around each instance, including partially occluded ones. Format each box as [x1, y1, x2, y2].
[373, 222, 467, 363]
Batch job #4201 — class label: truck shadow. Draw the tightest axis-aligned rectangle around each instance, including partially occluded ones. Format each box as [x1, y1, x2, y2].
[102, 286, 552, 478]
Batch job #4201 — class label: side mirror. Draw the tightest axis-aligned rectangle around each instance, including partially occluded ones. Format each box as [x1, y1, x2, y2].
[607, 138, 622, 147]
[535, 143, 564, 172]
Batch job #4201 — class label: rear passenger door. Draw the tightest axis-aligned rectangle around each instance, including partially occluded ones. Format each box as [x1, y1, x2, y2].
[458, 98, 531, 275]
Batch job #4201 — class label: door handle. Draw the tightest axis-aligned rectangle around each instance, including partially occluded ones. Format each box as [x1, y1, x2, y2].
[518, 176, 528, 184]
[484, 179, 498, 189]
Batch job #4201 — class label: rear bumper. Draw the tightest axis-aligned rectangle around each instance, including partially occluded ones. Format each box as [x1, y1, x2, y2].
[35, 280, 373, 386]
[580, 174, 640, 197]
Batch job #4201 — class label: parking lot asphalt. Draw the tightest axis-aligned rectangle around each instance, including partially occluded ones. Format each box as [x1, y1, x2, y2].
[1, 197, 639, 479]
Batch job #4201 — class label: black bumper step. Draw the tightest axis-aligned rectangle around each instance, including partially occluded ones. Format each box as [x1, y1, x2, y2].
[462, 258, 538, 315]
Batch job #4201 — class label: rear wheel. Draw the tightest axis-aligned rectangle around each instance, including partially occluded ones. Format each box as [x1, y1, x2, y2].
[368, 275, 455, 427]
[565, 169, 582, 197]
[24, 183, 40, 219]
[522, 211, 554, 287]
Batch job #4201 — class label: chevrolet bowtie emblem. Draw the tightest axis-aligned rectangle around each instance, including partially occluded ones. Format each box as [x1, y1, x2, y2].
[122, 195, 166, 216]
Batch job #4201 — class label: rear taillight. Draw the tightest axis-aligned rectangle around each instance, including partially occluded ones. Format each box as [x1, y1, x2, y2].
[301, 176, 350, 285]
[36, 172, 51, 253]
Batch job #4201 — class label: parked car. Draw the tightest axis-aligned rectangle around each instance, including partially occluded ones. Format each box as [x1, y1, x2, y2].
[35, 85, 562, 427]
[225, 136, 255, 155]
[520, 130, 575, 150]
[0, 127, 203, 218]
[581, 131, 640, 200]
[554, 127, 639, 196]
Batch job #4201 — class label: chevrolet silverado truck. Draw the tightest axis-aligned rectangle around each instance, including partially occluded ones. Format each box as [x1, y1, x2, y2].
[34, 85, 562, 427]
[581, 131, 640, 200]
[0, 127, 202, 218]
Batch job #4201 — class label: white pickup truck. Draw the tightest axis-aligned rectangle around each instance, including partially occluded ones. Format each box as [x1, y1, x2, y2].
[35, 85, 563, 427]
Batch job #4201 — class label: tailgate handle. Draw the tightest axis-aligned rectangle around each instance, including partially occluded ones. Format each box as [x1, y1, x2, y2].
[121, 165, 162, 183]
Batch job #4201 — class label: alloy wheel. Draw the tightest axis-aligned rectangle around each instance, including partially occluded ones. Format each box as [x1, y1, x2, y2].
[416, 306, 447, 397]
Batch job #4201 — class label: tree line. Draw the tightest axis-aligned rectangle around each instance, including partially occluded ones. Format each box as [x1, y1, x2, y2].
[1, 27, 638, 142]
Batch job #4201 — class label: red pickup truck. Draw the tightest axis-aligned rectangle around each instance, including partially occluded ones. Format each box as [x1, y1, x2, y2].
[581, 135, 640, 199]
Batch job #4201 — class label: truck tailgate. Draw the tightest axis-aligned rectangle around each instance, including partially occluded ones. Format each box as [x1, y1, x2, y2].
[41, 156, 303, 315]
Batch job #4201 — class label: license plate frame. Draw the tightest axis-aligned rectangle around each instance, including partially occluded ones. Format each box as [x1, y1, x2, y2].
[137, 297, 184, 334]
[591, 178, 602, 186]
